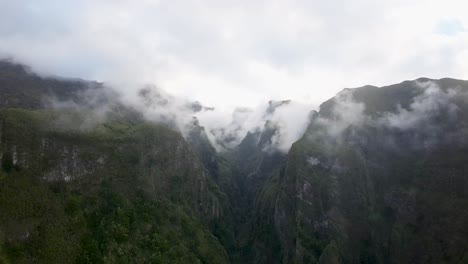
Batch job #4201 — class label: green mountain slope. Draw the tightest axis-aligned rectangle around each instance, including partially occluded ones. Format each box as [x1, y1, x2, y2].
[261, 78, 468, 263]
[0, 108, 229, 264]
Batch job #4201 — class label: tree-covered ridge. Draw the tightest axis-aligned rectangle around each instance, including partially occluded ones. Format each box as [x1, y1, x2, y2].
[259, 79, 468, 263]
[0, 109, 229, 264]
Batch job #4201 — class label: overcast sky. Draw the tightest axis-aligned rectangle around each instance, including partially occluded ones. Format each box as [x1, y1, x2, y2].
[1, 0, 468, 111]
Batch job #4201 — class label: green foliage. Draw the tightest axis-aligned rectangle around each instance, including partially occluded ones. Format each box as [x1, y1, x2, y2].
[0, 108, 229, 264]
[0, 173, 85, 264]
[75, 186, 228, 264]
[0, 153, 14, 173]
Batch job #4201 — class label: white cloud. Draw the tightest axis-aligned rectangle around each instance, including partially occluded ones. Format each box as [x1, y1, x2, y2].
[380, 81, 461, 130]
[194, 99, 312, 152]
[305, 80, 468, 152]
[1, 0, 467, 112]
[315, 90, 367, 138]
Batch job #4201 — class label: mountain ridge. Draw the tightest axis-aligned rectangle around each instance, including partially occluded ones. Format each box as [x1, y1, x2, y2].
[1, 60, 467, 263]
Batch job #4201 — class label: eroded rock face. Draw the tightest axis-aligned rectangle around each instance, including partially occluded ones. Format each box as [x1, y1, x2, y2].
[0, 109, 224, 219]
[0, 108, 231, 263]
[267, 79, 468, 263]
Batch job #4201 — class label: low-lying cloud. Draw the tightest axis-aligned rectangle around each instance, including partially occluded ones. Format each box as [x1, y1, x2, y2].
[309, 80, 468, 151]
[316, 90, 367, 138]
[194, 99, 313, 152]
[381, 81, 460, 130]
[44, 79, 313, 153]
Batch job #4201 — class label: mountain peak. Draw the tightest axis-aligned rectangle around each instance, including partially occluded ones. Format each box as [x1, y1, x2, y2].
[265, 100, 291, 115]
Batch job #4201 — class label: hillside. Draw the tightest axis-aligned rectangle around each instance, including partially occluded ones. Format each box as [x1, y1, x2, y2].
[0, 61, 230, 263]
[255, 78, 468, 263]
[1, 61, 468, 264]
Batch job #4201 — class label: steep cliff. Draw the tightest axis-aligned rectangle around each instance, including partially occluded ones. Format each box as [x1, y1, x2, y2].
[266, 78, 468, 263]
[0, 61, 230, 263]
[0, 108, 230, 263]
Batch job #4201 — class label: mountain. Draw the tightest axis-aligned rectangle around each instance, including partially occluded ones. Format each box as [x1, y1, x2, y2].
[1, 60, 467, 264]
[0, 61, 230, 263]
[252, 78, 468, 263]
[221, 103, 295, 263]
[0, 60, 105, 110]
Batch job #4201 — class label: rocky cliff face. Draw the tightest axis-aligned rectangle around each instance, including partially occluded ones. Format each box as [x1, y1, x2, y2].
[0, 61, 230, 263]
[264, 78, 468, 263]
[0, 109, 231, 263]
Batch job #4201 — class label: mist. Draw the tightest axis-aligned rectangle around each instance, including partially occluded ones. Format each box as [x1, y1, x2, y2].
[195, 100, 313, 152]
[40, 73, 313, 153]
[380, 81, 461, 130]
[41, 67, 468, 155]
[307, 80, 468, 151]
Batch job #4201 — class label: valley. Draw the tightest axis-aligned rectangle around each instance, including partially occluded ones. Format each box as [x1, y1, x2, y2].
[1, 61, 467, 264]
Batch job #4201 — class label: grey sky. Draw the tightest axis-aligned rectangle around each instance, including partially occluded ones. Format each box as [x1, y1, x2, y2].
[1, 0, 468, 111]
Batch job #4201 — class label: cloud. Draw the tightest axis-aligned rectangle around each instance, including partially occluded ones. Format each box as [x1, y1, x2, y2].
[265, 101, 314, 152]
[195, 99, 313, 152]
[43, 79, 311, 153]
[314, 89, 367, 139]
[381, 81, 460, 130]
[306, 156, 320, 167]
[435, 19, 467, 36]
[307, 80, 468, 151]
[1, 0, 468, 112]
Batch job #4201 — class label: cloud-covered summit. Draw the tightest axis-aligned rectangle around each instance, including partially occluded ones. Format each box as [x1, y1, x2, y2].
[1, 0, 467, 111]
[305, 78, 468, 152]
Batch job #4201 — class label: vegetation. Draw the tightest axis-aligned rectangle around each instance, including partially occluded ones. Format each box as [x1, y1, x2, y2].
[2, 61, 468, 264]
[0, 109, 229, 264]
